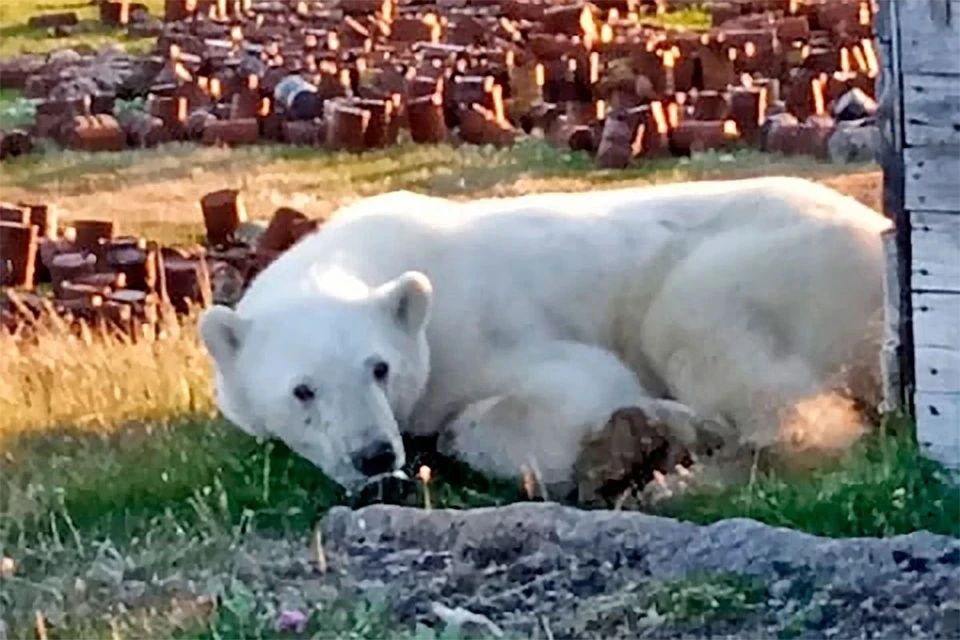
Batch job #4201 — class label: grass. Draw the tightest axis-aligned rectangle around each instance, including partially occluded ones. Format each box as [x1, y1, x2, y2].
[655, 413, 960, 538]
[568, 570, 770, 637]
[193, 588, 489, 640]
[0, 0, 162, 58]
[0, 87, 23, 109]
[646, 572, 768, 625]
[639, 5, 712, 30]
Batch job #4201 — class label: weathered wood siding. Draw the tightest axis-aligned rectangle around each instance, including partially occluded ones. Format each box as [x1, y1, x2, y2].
[877, 0, 960, 471]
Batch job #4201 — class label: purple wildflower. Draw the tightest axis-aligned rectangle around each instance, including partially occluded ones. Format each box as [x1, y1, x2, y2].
[274, 609, 308, 634]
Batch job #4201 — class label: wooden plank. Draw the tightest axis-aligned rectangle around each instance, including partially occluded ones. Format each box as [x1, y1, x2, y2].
[876, 0, 904, 220]
[904, 74, 960, 147]
[915, 346, 960, 393]
[880, 228, 903, 411]
[911, 211, 960, 292]
[899, 0, 960, 75]
[914, 391, 960, 471]
[875, 0, 916, 407]
[904, 146, 960, 213]
[912, 291, 960, 349]
[874, 0, 893, 42]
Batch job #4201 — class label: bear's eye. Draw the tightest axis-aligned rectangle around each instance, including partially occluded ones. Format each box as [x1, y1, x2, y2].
[292, 383, 315, 403]
[372, 361, 389, 382]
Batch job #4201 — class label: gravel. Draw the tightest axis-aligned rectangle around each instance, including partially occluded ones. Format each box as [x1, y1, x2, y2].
[309, 503, 960, 638]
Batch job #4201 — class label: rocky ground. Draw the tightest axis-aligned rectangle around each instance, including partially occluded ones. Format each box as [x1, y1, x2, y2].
[222, 503, 960, 639]
[10, 501, 957, 639]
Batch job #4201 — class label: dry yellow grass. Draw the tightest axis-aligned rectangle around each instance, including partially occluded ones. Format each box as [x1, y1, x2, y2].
[0, 307, 214, 436]
[0, 0, 165, 57]
[0, 141, 882, 244]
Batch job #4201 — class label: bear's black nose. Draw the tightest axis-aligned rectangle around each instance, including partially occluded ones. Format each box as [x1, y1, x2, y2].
[352, 440, 397, 476]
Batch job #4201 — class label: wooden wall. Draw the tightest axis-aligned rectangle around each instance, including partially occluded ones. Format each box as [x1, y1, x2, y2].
[876, 0, 960, 471]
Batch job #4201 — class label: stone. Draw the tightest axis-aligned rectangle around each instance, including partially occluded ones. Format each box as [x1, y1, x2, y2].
[827, 119, 879, 164]
[128, 17, 163, 38]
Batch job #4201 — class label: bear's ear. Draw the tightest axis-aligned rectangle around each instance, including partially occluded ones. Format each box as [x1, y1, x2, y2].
[198, 305, 250, 366]
[376, 271, 433, 335]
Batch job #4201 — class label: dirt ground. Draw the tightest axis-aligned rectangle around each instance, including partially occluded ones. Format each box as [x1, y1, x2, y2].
[816, 171, 881, 210]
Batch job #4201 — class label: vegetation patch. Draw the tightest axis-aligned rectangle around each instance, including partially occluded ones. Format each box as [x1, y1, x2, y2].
[0, 0, 162, 57]
[652, 413, 960, 538]
[646, 572, 769, 625]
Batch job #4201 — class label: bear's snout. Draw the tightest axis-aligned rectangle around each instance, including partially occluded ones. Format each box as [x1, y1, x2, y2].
[351, 440, 399, 476]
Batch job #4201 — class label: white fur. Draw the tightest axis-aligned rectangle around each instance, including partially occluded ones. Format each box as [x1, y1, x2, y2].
[198, 176, 892, 492]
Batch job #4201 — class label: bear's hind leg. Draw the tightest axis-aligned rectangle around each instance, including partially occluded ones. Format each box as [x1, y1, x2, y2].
[650, 305, 866, 455]
[436, 341, 720, 492]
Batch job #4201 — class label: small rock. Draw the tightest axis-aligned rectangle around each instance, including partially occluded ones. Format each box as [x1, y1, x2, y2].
[759, 111, 800, 151]
[28, 12, 79, 29]
[827, 120, 879, 164]
[120, 579, 147, 604]
[185, 109, 217, 140]
[235, 220, 268, 247]
[127, 17, 163, 38]
[278, 585, 307, 613]
[46, 48, 82, 66]
[233, 550, 265, 581]
[431, 602, 505, 638]
[938, 548, 960, 566]
[942, 602, 960, 637]
[770, 578, 793, 600]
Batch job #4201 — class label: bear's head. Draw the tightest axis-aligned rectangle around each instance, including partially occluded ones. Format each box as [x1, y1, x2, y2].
[198, 270, 433, 493]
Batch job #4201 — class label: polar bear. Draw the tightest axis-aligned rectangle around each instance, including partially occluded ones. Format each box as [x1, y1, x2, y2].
[198, 176, 891, 494]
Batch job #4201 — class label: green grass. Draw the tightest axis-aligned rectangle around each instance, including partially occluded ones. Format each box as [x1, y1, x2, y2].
[647, 572, 768, 625]
[0, 87, 22, 108]
[0, 88, 36, 130]
[0, 136, 826, 194]
[653, 413, 960, 538]
[640, 5, 713, 30]
[0, 0, 163, 58]
[2, 414, 520, 550]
